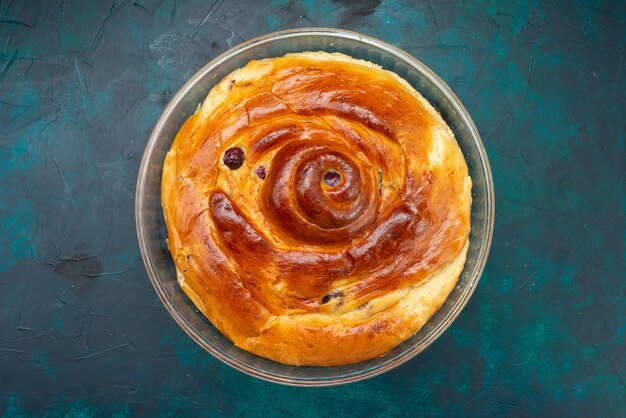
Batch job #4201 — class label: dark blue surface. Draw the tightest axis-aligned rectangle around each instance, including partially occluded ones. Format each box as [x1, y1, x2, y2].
[0, 0, 624, 416]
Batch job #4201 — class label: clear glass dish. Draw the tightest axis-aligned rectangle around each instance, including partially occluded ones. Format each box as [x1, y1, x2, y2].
[135, 28, 494, 386]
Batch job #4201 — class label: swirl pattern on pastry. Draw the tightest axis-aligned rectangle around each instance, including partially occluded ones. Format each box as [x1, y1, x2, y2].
[162, 52, 472, 366]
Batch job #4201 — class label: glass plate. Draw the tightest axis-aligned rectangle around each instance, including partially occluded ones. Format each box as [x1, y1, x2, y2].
[135, 28, 494, 386]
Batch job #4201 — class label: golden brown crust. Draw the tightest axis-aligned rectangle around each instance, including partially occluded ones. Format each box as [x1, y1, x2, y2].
[161, 52, 471, 366]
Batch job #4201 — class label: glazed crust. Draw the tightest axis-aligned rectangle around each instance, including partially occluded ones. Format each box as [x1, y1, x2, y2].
[161, 52, 471, 366]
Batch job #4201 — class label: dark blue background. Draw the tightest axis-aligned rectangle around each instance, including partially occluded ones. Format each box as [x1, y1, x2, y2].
[0, 0, 624, 416]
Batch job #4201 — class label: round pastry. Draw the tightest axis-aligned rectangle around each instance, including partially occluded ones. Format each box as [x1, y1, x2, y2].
[161, 52, 471, 366]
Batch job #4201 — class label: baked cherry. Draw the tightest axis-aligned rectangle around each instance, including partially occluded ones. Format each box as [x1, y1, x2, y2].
[223, 147, 245, 170]
[323, 170, 341, 187]
[255, 165, 267, 179]
[321, 291, 344, 304]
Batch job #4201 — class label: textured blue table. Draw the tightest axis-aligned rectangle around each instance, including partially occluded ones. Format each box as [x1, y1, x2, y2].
[1, 0, 624, 416]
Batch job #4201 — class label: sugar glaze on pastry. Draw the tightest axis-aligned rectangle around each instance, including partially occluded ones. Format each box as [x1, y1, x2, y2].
[161, 52, 471, 366]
